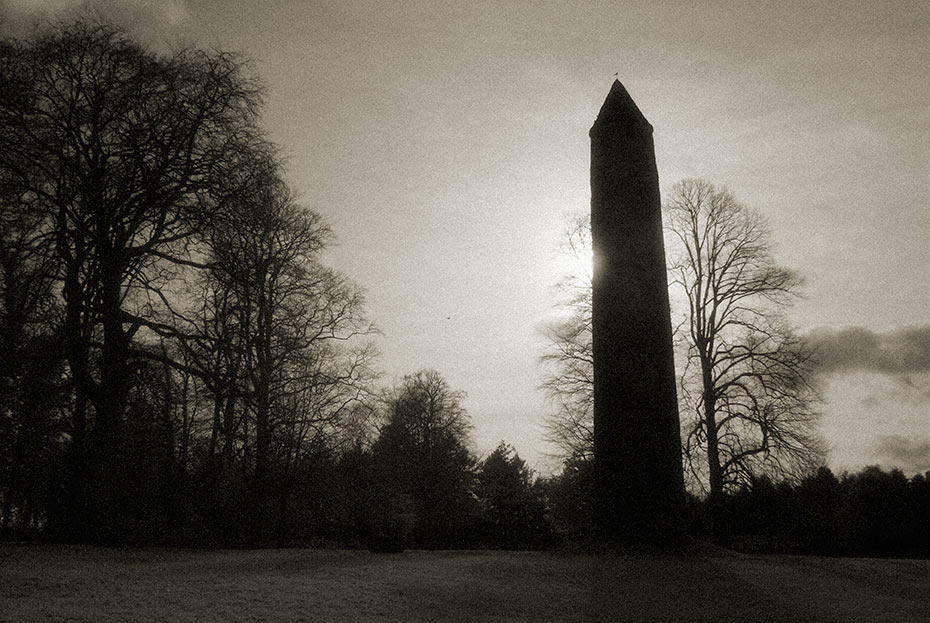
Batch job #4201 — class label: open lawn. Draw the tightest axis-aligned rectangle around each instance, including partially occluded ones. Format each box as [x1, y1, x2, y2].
[1, 544, 928, 622]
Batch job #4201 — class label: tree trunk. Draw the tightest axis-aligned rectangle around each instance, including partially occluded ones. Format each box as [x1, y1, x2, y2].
[61, 256, 94, 542]
[701, 358, 726, 543]
[91, 259, 132, 542]
[64, 392, 89, 542]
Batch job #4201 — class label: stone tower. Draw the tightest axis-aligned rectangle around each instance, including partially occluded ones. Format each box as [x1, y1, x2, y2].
[589, 80, 684, 543]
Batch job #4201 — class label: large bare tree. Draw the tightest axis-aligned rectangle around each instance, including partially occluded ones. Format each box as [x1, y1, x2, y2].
[0, 22, 262, 541]
[665, 179, 823, 509]
[201, 159, 377, 540]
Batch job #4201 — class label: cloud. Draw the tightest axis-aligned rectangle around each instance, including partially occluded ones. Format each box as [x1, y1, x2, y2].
[873, 435, 930, 476]
[807, 325, 930, 376]
[5, 0, 83, 14]
[812, 328, 930, 475]
[1, 0, 189, 40]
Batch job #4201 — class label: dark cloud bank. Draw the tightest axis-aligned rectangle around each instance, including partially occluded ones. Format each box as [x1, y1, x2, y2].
[807, 325, 930, 376]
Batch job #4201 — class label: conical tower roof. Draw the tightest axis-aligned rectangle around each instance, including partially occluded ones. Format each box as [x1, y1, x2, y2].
[590, 80, 652, 135]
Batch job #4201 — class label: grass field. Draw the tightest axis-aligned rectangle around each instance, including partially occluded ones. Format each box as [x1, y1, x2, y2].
[1, 544, 928, 622]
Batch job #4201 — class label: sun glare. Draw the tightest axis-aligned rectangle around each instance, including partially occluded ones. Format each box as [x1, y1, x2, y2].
[551, 244, 593, 288]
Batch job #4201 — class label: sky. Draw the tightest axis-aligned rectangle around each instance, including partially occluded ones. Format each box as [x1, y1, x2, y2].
[2, 0, 929, 476]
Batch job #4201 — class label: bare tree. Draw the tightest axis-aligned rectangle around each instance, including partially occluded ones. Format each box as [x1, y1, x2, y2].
[665, 179, 823, 509]
[192, 156, 378, 541]
[0, 22, 263, 541]
[539, 214, 593, 462]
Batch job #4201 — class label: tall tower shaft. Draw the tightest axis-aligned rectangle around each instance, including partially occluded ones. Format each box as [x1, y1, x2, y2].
[589, 80, 684, 542]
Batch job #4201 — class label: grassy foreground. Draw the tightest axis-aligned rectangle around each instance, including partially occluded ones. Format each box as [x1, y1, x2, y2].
[1, 544, 928, 622]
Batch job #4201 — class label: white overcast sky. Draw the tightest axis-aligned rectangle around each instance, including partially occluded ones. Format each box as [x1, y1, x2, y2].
[3, 0, 929, 475]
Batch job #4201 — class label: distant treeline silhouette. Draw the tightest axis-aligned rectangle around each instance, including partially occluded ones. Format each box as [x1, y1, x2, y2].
[705, 465, 930, 558]
[543, 460, 930, 558]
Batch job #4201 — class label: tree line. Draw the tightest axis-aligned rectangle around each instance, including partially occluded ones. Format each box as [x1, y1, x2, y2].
[705, 466, 930, 558]
[543, 461, 930, 558]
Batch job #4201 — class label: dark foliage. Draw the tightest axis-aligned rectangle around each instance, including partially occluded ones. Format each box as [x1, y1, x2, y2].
[539, 456, 596, 540]
[538, 458, 930, 559]
[368, 370, 478, 550]
[709, 465, 930, 558]
[475, 442, 549, 548]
